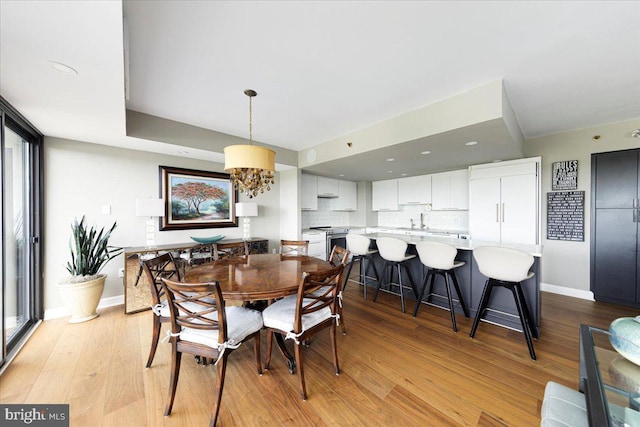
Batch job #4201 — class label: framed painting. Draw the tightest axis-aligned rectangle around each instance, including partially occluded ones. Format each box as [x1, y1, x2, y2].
[159, 166, 238, 230]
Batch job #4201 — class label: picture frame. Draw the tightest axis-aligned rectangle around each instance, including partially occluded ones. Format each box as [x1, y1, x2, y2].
[552, 160, 578, 191]
[159, 166, 238, 230]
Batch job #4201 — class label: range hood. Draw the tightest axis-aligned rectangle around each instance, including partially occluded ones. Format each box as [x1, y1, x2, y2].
[317, 192, 338, 199]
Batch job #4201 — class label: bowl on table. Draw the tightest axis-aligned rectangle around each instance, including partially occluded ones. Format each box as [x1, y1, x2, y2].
[190, 235, 225, 244]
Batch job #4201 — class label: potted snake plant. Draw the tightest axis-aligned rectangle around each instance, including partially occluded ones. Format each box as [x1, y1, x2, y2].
[57, 216, 123, 323]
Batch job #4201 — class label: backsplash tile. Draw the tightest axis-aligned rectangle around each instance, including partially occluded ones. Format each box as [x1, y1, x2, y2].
[378, 204, 468, 232]
[302, 198, 350, 228]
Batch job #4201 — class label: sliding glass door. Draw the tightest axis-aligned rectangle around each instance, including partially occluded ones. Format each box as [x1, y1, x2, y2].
[0, 98, 42, 368]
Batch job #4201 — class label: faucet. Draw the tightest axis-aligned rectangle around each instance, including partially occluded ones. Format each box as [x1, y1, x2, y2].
[410, 218, 415, 229]
[420, 212, 425, 229]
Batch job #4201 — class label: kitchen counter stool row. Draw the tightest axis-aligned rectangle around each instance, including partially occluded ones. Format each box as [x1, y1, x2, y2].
[344, 234, 539, 360]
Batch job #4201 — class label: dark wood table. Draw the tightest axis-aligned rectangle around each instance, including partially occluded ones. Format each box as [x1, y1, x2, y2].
[184, 253, 332, 372]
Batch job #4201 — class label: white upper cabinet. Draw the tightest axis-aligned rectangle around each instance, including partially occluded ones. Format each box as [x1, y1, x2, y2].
[301, 174, 318, 210]
[469, 158, 540, 245]
[330, 180, 357, 211]
[431, 169, 469, 210]
[372, 179, 399, 211]
[317, 176, 340, 197]
[398, 175, 432, 205]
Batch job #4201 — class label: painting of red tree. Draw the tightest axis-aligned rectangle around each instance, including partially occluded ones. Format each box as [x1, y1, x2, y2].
[160, 166, 238, 230]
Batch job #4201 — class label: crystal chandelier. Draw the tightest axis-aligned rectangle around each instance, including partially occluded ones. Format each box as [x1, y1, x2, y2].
[224, 89, 276, 198]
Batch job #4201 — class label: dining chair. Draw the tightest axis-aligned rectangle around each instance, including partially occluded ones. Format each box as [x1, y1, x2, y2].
[262, 264, 345, 400]
[213, 241, 249, 260]
[160, 277, 263, 427]
[179, 245, 213, 265]
[279, 240, 309, 256]
[141, 252, 183, 368]
[328, 245, 350, 334]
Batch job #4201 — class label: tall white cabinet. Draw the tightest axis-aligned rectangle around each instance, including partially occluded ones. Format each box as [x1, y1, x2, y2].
[469, 158, 540, 245]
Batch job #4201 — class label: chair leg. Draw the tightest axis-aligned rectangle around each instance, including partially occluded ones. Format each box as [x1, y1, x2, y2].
[253, 333, 263, 375]
[412, 271, 432, 317]
[443, 273, 458, 332]
[515, 282, 538, 339]
[398, 264, 406, 313]
[373, 262, 388, 302]
[146, 315, 162, 368]
[264, 330, 273, 370]
[450, 270, 470, 318]
[164, 345, 182, 416]
[134, 263, 144, 287]
[470, 280, 494, 338]
[343, 256, 356, 292]
[331, 321, 340, 376]
[365, 255, 381, 288]
[210, 353, 228, 427]
[403, 262, 418, 297]
[339, 301, 347, 335]
[512, 284, 537, 360]
[293, 339, 307, 400]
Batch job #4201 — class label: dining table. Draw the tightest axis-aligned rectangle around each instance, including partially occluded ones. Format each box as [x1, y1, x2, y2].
[183, 253, 332, 372]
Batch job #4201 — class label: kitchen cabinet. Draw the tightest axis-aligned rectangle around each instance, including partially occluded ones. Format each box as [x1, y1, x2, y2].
[398, 175, 431, 205]
[317, 176, 339, 198]
[469, 159, 539, 245]
[302, 230, 327, 260]
[301, 174, 318, 210]
[372, 179, 398, 211]
[330, 180, 357, 211]
[591, 148, 640, 307]
[431, 169, 469, 210]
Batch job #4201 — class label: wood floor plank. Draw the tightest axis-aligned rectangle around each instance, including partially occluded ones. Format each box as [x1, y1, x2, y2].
[2, 287, 638, 426]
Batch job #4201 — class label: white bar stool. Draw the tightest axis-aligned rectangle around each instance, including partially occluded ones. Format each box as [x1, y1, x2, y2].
[345, 234, 380, 299]
[413, 241, 469, 332]
[374, 237, 417, 313]
[470, 246, 538, 360]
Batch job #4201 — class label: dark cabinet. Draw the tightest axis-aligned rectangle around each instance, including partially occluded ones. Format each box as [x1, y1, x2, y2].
[591, 149, 640, 306]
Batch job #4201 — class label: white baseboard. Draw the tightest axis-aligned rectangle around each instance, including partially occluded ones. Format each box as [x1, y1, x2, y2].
[44, 294, 124, 320]
[540, 282, 594, 301]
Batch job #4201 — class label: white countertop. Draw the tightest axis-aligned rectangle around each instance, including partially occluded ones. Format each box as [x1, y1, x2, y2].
[363, 232, 543, 257]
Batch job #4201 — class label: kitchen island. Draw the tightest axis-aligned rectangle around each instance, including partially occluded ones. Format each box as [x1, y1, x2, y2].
[359, 233, 542, 335]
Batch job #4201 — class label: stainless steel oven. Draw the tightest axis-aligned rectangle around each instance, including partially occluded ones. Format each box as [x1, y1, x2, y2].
[310, 226, 349, 260]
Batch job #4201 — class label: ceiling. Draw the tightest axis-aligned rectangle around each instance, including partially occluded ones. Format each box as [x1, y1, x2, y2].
[1, 1, 639, 181]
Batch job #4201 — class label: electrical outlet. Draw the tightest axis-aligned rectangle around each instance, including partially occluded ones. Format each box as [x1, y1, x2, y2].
[118, 267, 125, 278]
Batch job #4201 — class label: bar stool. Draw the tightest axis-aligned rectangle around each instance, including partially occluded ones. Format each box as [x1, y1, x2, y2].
[413, 241, 469, 332]
[470, 246, 538, 360]
[373, 237, 417, 313]
[345, 234, 380, 299]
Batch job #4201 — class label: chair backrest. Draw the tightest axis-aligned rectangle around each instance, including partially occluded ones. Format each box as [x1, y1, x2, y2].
[161, 277, 226, 344]
[376, 237, 408, 262]
[213, 241, 249, 260]
[328, 245, 350, 267]
[346, 234, 372, 256]
[142, 252, 183, 307]
[280, 240, 309, 256]
[473, 246, 534, 283]
[415, 241, 458, 270]
[293, 264, 345, 333]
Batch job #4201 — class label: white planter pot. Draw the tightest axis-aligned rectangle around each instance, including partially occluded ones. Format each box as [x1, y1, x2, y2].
[57, 275, 106, 323]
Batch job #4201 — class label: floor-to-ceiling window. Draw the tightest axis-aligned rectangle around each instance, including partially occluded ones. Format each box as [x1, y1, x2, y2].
[0, 97, 43, 368]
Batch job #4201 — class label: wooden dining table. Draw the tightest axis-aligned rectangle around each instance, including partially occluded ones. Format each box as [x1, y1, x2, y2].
[183, 253, 332, 372]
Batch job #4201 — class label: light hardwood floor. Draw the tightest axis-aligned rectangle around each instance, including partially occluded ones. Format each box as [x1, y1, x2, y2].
[1, 270, 636, 426]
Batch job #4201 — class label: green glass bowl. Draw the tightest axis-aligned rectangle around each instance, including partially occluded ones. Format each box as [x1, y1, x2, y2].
[190, 235, 225, 244]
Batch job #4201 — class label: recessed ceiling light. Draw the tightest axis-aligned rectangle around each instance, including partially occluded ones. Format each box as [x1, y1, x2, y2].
[49, 61, 78, 74]
[339, 174, 344, 177]
[401, 173, 408, 176]
[465, 141, 478, 146]
[421, 150, 431, 155]
[388, 170, 393, 173]
[386, 158, 395, 162]
[492, 159, 502, 163]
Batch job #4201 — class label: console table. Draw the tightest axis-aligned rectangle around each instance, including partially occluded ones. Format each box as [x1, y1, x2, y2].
[579, 324, 640, 426]
[123, 237, 268, 314]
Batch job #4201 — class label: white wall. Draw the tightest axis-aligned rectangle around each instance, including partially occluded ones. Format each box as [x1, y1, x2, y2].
[44, 137, 282, 313]
[525, 118, 640, 295]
